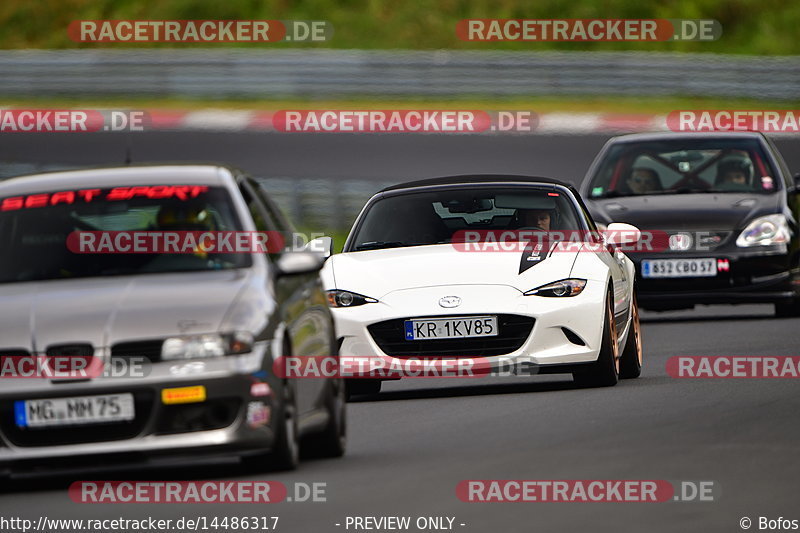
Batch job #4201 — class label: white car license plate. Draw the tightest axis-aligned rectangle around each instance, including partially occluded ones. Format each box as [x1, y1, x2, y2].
[641, 258, 718, 278]
[404, 316, 498, 340]
[14, 393, 135, 428]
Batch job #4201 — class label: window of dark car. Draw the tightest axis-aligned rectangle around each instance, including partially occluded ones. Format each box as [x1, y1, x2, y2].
[588, 138, 781, 197]
[250, 179, 296, 234]
[238, 182, 272, 232]
[762, 135, 794, 188]
[238, 179, 291, 260]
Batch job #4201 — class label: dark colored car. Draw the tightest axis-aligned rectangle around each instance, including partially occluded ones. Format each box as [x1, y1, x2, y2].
[0, 164, 345, 475]
[581, 132, 800, 316]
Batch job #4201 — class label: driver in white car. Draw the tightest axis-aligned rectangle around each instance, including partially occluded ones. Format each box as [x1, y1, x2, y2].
[517, 208, 554, 231]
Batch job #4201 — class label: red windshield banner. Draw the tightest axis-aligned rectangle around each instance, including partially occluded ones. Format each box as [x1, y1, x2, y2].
[0, 186, 209, 212]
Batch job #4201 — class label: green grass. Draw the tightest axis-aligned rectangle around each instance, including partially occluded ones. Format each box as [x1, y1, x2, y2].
[2, 95, 799, 113]
[1, 0, 800, 54]
[328, 230, 350, 254]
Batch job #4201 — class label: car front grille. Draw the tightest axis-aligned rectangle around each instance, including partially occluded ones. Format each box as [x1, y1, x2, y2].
[111, 340, 164, 362]
[45, 344, 94, 357]
[0, 350, 30, 383]
[0, 349, 31, 357]
[695, 231, 733, 250]
[0, 349, 30, 364]
[368, 314, 535, 357]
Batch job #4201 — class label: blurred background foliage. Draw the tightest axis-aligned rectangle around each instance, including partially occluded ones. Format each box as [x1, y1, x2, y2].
[0, 0, 797, 54]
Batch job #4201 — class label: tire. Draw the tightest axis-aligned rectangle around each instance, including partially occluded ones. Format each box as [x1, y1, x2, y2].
[775, 300, 800, 318]
[303, 376, 347, 458]
[619, 294, 643, 379]
[268, 378, 300, 470]
[346, 379, 382, 399]
[573, 291, 619, 387]
[243, 344, 300, 472]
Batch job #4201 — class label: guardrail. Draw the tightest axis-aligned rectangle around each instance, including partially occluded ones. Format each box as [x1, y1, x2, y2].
[1, 49, 799, 100]
[258, 176, 389, 232]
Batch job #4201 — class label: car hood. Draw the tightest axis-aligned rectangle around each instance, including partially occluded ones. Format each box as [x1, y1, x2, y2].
[588, 193, 781, 230]
[323, 243, 582, 299]
[0, 270, 253, 353]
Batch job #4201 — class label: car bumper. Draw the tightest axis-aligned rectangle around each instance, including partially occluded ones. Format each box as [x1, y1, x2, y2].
[630, 247, 799, 309]
[331, 282, 610, 379]
[0, 342, 279, 471]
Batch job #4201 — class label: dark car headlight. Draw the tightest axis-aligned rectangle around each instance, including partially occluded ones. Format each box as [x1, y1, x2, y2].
[326, 290, 377, 307]
[161, 332, 254, 360]
[525, 279, 587, 297]
[736, 214, 790, 247]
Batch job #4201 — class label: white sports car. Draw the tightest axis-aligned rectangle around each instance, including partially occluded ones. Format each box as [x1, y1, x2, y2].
[319, 175, 643, 395]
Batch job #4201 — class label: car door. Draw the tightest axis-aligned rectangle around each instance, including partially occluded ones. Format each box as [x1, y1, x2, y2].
[577, 195, 631, 339]
[239, 178, 331, 416]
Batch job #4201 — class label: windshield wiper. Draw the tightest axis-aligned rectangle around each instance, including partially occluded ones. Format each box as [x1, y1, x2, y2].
[354, 241, 408, 251]
[688, 188, 750, 194]
[670, 188, 737, 194]
[592, 190, 630, 199]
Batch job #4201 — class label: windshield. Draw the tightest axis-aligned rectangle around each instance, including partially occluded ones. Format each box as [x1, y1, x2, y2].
[587, 138, 780, 198]
[0, 184, 251, 283]
[348, 186, 585, 251]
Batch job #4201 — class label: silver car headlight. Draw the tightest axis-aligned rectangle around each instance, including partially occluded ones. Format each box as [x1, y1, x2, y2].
[524, 279, 587, 297]
[735, 214, 790, 247]
[161, 332, 254, 361]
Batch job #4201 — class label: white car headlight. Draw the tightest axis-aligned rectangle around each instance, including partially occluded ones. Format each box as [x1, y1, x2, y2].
[735, 214, 791, 247]
[326, 290, 378, 308]
[161, 332, 254, 361]
[525, 279, 587, 297]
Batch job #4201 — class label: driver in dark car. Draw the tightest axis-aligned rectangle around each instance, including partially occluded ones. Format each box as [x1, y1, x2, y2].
[626, 167, 663, 194]
[716, 157, 753, 188]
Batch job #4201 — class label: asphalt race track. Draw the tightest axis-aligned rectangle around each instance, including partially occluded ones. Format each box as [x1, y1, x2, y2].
[3, 131, 798, 184]
[1, 132, 799, 532]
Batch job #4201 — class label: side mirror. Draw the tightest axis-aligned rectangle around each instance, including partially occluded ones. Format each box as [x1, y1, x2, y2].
[306, 236, 333, 259]
[275, 251, 325, 276]
[605, 222, 641, 245]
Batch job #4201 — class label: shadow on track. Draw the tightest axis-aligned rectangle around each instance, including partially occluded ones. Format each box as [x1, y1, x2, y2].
[0, 458, 245, 494]
[349, 377, 594, 404]
[639, 303, 776, 324]
[640, 312, 776, 324]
